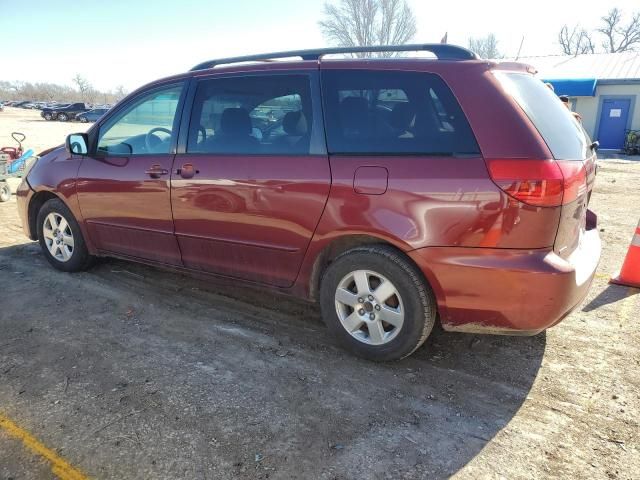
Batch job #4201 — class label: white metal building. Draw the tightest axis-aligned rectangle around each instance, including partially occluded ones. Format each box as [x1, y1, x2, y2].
[513, 52, 640, 151]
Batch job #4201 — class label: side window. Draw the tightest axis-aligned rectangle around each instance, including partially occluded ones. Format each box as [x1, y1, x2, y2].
[321, 70, 479, 155]
[187, 75, 313, 155]
[97, 84, 183, 155]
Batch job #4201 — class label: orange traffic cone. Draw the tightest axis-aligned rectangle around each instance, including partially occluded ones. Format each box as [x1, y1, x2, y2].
[610, 219, 640, 288]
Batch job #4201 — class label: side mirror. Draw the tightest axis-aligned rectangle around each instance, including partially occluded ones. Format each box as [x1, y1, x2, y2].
[590, 141, 599, 151]
[66, 133, 89, 155]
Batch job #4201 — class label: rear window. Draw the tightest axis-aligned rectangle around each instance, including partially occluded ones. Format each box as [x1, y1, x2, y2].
[321, 70, 479, 156]
[494, 72, 589, 160]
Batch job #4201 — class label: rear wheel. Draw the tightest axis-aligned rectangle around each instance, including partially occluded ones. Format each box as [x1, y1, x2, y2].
[57, 112, 68, 122]
[36, 198, 93, 272]
[43, 112, 52, 120]
[0, 183, 10, 202]
[320, 245, 437, 361]
[79, 116, 88, 123]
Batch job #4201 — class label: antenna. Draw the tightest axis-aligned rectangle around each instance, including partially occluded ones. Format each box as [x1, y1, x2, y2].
[515, 36, 525, 61]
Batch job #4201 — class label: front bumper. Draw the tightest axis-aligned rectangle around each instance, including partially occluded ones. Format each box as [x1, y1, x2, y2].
[409, 226, 601, 335]
[16, 178, 35, 240]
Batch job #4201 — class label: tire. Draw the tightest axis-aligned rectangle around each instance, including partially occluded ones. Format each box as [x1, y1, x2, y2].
[36, 198, 94, 272]
[0, 183, 10, 202]
[43, 112, 52, 121]
[79, 116, 88, 123]
[57, 113, 68, 122]
[320, 245, 437, 361]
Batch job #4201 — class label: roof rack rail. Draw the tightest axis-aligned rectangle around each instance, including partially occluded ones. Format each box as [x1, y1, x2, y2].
[190, 44, 478, 71]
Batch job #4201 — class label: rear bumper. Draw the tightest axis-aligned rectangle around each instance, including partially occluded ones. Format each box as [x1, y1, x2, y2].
[409, 227, 601, 335]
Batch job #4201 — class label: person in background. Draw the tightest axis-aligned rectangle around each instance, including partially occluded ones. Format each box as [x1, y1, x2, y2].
[559, 95, 582, 122]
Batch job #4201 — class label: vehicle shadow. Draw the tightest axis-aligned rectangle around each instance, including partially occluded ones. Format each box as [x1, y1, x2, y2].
[0, 244, 545, 479]
[582, 283, 639, 312]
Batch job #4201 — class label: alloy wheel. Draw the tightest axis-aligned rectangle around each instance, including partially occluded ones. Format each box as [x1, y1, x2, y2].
[334, 269, 404, 345]
[42, 212, 74, 262]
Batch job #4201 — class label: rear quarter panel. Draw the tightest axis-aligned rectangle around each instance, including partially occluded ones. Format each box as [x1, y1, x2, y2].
[294, 60, 562, 298]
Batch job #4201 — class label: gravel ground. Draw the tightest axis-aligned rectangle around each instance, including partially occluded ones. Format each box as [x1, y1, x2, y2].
[0, 109, 639, 479]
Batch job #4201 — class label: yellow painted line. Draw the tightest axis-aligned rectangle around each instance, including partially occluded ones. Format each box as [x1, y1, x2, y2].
[0, 413, 89, 480]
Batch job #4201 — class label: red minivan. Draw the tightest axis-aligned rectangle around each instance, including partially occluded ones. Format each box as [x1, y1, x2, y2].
[16, 45, 601, 360]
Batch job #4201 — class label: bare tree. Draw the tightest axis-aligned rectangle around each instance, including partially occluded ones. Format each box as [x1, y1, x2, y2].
[558, 8, 639, 55]
[558, 25, 596, 55]
[598, 8, 640, 52]
[72, 74, 92, 101]
[319, 0, 417, 57]
[468, 33, 503, 59]
[0, 79, 124, 104]
[114, 85, 128, 101]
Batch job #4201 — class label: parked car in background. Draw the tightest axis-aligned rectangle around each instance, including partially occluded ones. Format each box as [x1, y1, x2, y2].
[13, 101, 34, 108]
[41, 103, 90, 121]
[75, 108, 110, 123]
[41, 104, 69, 120]
[16, 44, 601, 361]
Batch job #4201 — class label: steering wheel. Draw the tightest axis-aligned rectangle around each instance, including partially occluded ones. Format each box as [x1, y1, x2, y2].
[145, 127, 172, 152]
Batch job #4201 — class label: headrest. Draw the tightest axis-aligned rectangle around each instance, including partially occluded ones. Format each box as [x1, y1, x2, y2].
[339, 96, 369, 130]
[220, 108, 252, 135]
[390, 102, 416, 130]
[282, 111, 308, 136]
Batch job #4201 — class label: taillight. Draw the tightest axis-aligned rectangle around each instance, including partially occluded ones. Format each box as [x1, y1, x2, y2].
[486, 159, 586, 207]
[556, 161, 587, 204]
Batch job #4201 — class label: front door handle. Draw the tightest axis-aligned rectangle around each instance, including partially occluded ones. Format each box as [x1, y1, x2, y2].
[145, 164, 169, 178]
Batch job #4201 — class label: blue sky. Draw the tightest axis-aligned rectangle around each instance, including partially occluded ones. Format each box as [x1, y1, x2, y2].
[0, 0, 633, 92]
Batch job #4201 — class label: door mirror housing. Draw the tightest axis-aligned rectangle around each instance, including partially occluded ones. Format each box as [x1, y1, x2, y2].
[590, 141, 599, 152]
[66, 133, 89, 155]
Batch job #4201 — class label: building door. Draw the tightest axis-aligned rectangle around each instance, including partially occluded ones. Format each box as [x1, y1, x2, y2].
[597, 98, 631, 149]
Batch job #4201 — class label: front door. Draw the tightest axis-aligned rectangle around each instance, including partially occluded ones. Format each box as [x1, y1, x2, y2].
[171, 73, 330, 287]
[597, 98, 631, 149]
[77, 83, 185, 265]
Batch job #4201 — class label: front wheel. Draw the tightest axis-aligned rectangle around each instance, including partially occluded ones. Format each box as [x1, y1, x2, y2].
[320, 245, 437, 361]
[79, 116, 88, 123]
[43, 112, 52, 120]
[36, 198, 94, 272]
[0, 183, 10, 202]
[57, 113, 68, 122]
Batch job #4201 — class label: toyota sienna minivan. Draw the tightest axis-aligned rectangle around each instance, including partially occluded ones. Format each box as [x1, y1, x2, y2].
[16, 44, 601, 361]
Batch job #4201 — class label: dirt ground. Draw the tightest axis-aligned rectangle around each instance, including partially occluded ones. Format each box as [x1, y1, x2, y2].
[0, 108, 639, 479]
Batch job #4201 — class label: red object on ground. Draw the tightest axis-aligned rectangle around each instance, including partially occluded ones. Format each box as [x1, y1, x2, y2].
[610, 219, 640, 288]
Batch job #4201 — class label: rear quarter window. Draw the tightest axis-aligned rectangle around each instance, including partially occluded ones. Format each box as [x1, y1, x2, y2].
[494, 72, 590, 160]
[321, 70, 479, 156]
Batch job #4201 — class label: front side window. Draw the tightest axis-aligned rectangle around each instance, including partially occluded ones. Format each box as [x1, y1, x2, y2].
[321, 70, 479, 156]
[97, 84, 183, 155]
[187, 75, 313, 155]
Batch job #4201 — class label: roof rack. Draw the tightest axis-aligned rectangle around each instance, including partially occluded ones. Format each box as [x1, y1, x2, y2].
[190, 44, 478, 71]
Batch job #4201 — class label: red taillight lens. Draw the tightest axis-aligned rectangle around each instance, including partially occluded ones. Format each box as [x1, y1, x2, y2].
[486, 159, 586, 207]
[556, 160, 587, 204]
